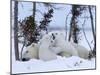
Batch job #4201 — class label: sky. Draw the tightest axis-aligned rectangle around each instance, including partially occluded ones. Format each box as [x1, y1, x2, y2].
[12, 1, 96, 29]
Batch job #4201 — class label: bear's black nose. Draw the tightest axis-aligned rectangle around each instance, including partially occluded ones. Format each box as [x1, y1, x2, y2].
[22, 58, 29, 61]
[22, 58, 26, 61]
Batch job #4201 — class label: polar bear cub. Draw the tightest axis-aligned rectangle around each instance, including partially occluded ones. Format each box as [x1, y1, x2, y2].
[22, 43, 39, 61]
[49, 31, 89, 59]
[71, 43, 89, 59]
[39, 34, 57, 61]
[50, 32, 78, 57]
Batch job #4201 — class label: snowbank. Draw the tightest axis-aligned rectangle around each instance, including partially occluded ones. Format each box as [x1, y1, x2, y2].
[12, 56, 95, 74]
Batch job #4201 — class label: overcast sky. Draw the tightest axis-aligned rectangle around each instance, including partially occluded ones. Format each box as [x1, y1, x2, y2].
[12, 1, 96, 29]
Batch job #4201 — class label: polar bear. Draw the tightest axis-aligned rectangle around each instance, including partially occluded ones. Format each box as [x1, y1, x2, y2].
[22, 34, 57, 61]
[71, 43, 89, 59]
[57, 43, 90, 59]
[49, 32, 78, 57]
[49, 31, 89, 59]
[22, 43, 39, 61]
[39, 34, 57, 61]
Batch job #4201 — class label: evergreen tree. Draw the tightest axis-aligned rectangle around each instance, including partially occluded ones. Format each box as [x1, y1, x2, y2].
[19, 16, 38, 46]
[68, 5, 85, 43]
[39, 8, 54, 33]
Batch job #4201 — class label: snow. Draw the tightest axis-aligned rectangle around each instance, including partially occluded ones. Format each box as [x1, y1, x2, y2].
[12, 56, 95, 74]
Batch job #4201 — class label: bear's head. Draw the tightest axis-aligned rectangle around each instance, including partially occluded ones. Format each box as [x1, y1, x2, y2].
[22, 43, 39, 61]
[39, 34, 55, 47]
[49, 32, 64, 43]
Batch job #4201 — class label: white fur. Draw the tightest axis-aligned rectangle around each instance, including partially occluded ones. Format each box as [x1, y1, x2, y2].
[39, 34, 57, 61]
[49, 32, 89, 59]
[22, 43, 39, 59]
[71, 43, 89, 59]
[50, 32, 78, 57]
[22, 31, 89, 61]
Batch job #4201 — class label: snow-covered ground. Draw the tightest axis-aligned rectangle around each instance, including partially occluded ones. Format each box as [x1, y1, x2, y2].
[11, 30, 96, 74]
[12, 56, 95, 74]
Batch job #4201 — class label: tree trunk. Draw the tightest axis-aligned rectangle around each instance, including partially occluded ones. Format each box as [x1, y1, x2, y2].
[88, 6, 96, 56]
[68, 16, 75, 41]
[14, 1, 19, 60]
[68, 5, 76, 42]
[68, 5, 81, 43]
[33, 2, 36, 20]
[88, 6, 96, 43]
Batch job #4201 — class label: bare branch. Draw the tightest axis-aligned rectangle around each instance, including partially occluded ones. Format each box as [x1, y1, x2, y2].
[82, 19, 92, 50]
[65, 12, 71, 40]
[88, 6, 96, 41]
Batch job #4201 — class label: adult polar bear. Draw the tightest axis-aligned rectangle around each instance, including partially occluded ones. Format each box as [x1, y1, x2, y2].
[49, 31, 89, 59]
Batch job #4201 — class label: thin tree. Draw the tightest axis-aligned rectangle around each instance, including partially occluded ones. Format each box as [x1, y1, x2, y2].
[33, 2, 36, 20]
[68, 15, 74, 41]
[68, 5, 86, 43]
[39, 8, 54, 33]
[14, 1, 19, 60]
[20, 2, 37, 60]
[88, 6, 96, 56]
[68, 5, 80, 43]
[65, 12, 70, 40]
[82, 19, 92, 51]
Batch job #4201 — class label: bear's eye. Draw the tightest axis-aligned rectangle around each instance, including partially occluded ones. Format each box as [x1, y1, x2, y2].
[26, 51, 28, 53]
